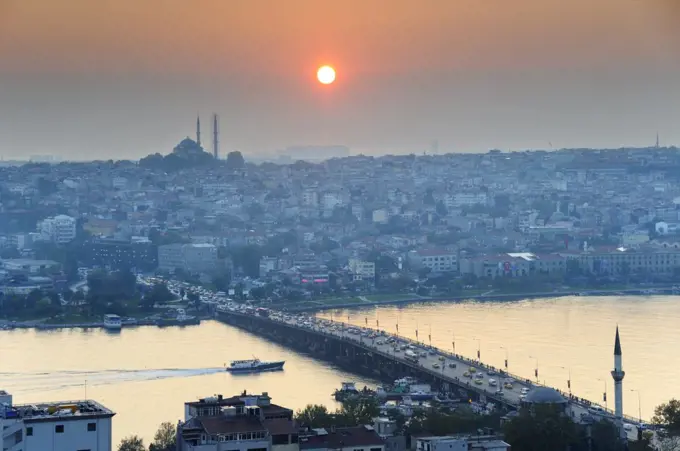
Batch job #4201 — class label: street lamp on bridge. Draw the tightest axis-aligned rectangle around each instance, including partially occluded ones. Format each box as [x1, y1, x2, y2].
[473, 338, 481, 362]
[500, 346, 509, 372]
[597, 378, 608, 410]
[529, 355, 539, 382]
[559, 366, 572, 395]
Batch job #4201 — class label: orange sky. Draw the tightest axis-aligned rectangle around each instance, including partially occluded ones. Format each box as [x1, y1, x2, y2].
[0, 0, 679, 158]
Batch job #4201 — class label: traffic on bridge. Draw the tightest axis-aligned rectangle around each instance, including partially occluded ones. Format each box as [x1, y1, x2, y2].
[216, 303, 645, 441]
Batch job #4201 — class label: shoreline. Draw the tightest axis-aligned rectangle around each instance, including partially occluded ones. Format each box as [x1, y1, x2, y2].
[0, 316, 205, 331]
[282, 285, 680, 312]
[3, 285, 677, 329]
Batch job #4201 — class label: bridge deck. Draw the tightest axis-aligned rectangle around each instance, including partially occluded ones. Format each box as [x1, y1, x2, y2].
[216, 307, 641, 425]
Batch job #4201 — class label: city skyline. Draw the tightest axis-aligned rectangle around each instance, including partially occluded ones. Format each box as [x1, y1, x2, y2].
[1, 0, 679, 160]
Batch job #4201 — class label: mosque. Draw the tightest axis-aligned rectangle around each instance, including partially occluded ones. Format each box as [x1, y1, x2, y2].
[511, 327, 627, 440]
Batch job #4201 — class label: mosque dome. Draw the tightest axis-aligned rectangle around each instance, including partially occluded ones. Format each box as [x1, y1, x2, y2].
[523, 387, 567, 405]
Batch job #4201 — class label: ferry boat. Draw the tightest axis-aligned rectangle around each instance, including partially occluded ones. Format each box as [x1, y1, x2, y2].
[103, 314, 122, 330]
[226, 359, 285, 374]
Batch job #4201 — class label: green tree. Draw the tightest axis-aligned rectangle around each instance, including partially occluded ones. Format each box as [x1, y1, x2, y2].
[295, 404, 332, 428]
[590, 420, 622, 451]
[654, 399, 680, 436]
[149, 421, 177, 451]
[337, 398, 379, 426]
[187, 292, 201, 311]
[503, 405, 579, 451]
[117, 435, 145, 451]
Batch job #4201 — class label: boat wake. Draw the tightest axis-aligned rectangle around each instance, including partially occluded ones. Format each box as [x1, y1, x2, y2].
[0, 367, 225, 394]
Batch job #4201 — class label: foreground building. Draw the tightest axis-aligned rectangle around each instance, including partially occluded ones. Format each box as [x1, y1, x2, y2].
[177, 391, 298, 451]
[0, 390, 115, 451]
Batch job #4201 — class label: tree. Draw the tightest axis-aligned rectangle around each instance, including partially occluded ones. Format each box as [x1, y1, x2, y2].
[337, 398, 379, 426]
[503, 405, 579, 451]
[589, 420, 621, 451]
[226, 151, 245, 169]
[187, 292, 201, 311]
[658, 437, 680, 451]
[118, 435, 145, 451]
[654, 399, 680, 436]
[149, 421, 177, 451]
[141, 283, 175, 311]
[295, 404, 331, 428]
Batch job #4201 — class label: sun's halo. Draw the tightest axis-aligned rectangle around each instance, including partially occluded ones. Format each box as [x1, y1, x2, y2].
[317, 66, 336, 85]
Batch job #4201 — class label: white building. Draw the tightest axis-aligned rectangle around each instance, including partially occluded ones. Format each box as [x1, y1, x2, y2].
[348, 259, 376, 282]
[416, 436, 509, 451]
[408, 249, 458, 273]
[37, 215, 77, 244]
[158, 243, 218, 275]
[443, 192, 488, 208]
[0, 390, 115, 451]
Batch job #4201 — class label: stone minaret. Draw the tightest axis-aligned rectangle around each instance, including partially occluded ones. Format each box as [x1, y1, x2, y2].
[196, 115, 202, 147]
[611, 326, 625, 439]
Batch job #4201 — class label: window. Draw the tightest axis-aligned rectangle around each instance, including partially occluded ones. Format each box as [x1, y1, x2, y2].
[88, 422, 97, 431]
[26, 427, 33, 436]
[370, 448, 382, 451]
[55, 425, 64, 433]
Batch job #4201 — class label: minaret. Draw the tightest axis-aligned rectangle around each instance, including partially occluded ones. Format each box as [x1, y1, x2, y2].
[611, 326, 625, 438]
[656, 132, 660, 149]
[212, 113, 219, 159]
[196, 115, 202, 147]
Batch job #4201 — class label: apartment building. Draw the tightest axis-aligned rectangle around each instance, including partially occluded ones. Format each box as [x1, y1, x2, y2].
[408, 249, 458, 273]
[178, 392, 298, 451]
[300, 426, 385, 451]
[0, 390, 115, 451]
[158, 243, 218, 275]
[348, 259, 376, 282]
[37, 215, 77, 244]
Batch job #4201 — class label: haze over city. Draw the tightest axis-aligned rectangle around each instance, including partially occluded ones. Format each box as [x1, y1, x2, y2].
[1, 0, 680, 160]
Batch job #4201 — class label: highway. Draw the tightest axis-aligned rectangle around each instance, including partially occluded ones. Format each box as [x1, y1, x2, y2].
[218, 304, 643, 440]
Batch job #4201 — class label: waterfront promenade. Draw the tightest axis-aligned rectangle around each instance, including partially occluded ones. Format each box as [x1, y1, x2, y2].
[216, 304, 644, 438]
[283, 285, 680, 312]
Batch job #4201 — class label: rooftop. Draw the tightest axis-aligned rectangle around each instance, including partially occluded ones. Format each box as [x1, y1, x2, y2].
[300, 426, 384, 450]
[2, 399, 115, 422]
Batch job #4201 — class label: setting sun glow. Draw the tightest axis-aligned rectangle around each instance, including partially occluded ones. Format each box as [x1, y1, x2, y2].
[316, 66, 336, 85]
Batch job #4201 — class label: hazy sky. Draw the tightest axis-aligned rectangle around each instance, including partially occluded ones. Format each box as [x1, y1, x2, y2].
[1, 0, 679, 160]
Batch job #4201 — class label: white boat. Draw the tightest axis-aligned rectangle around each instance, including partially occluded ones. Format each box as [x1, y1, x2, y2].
[103, 314, 122, 330]
[226, 359, 285, 373]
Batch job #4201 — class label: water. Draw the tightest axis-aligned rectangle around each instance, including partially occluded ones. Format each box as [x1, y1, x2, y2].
[318, 295, 680, 422]
[0, 321, 377, 446]
[1, 296, 676, 445]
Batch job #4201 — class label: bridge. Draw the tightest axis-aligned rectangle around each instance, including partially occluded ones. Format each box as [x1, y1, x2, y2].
[215, 305, 642, 433]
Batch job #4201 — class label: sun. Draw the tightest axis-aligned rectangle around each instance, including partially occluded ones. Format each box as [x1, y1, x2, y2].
[317, 65, 336, 85]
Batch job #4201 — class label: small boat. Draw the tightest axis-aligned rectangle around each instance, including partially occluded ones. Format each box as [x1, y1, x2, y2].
[103, 314, 122, 330]
[333, 382, 360, 401]
[226, 358, 285, 374]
